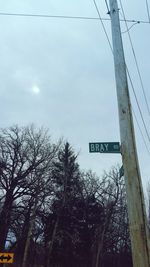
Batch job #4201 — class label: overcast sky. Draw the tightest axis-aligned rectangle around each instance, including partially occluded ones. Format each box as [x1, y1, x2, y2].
[0, 0, 150, 191]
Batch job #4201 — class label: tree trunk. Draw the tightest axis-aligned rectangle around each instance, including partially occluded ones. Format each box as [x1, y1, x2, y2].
[21, 222, 32, 267]
[22, 202, 37, 267]
[95, 227, 105, 267]
[46, 215, 59, 267]
[0, 191, 13, 250]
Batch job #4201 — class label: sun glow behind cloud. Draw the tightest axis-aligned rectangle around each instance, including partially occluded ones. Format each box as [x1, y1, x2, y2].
[32, 85, 40, 94]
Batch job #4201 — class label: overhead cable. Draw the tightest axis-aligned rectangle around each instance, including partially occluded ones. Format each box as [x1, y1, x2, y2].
[92, 0, 150, 154]
[0, 11, 149, 24]
[132, 108, 150, 156]
[0, 6, 150, 155]
[146, 0, 150, 22]
[119, 0, 150, 116]
[122, 22, 140, 34]
[92, 0, 113, 52]
[105, 0, 110, 14]
[127, 69, 150, 144]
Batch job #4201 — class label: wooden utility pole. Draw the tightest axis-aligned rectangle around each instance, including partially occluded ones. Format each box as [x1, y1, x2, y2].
[108, 0, 150, 266]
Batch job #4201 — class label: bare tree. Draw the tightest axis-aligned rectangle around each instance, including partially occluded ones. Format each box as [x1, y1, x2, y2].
[80, 167, 131, 267]
[0, 125, 60, 250]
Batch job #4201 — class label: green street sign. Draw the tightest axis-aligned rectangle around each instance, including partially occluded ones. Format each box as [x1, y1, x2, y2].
[89, 142, 120, 153]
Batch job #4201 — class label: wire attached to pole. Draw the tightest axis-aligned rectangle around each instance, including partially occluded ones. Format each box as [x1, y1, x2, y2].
[146, 0, 150, 22]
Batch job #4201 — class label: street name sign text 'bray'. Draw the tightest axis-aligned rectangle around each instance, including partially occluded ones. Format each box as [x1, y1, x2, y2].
[89, 142, 120, 153]
[0, 253, 14, 264]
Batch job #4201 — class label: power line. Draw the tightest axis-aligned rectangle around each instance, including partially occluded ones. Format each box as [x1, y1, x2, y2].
[127, 68, 150, 144]
[1, 7, 150, 155]
[132, 108, 150, 156]
[146, 0, 150, 22]
[105, 0, 110, 14]
[0, 11, 149, 24]
[0, 12, 108, 20]
[119, 0, 150, 116]
[92, 0, 113, 52]
[121, 22, 140, 34]
[92, 0, 150, 155]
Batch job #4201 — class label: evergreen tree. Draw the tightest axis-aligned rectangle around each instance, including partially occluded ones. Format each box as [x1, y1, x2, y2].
[45, 142, 82, 267]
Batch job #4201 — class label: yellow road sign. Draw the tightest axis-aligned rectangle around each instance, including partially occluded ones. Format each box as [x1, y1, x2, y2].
[0, 253, 14, 263]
